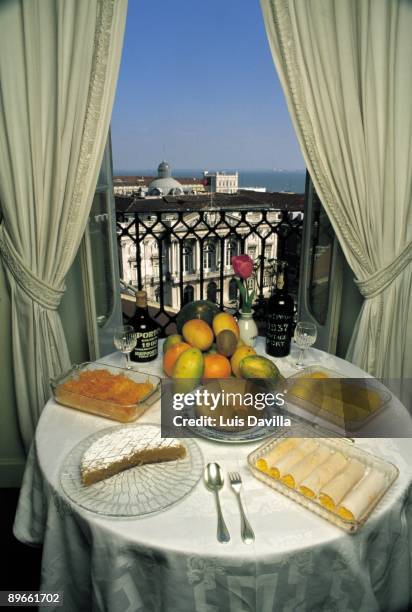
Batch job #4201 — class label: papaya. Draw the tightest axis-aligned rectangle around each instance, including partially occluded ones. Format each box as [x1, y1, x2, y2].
[182, 319, 214, 351]
[239, 355, 282, 380]
[173, 347, 204, 393]
[176, 300, 220, 333]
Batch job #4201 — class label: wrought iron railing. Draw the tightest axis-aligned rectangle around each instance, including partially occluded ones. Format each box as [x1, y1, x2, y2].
[116, 197, 303, 336]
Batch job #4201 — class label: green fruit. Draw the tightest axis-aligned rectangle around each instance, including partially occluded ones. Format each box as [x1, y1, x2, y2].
[216, 330, 238, 357]
[176, 300, 220, 334]
[239, 355, 282, 380]
[163, 334, 183, 353]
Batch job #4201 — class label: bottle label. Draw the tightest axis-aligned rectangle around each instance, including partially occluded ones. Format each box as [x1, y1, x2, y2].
[133, 329, 158, 360]
[266, 313, 293, 352]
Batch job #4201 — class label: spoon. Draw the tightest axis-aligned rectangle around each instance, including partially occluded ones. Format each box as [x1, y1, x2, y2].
[204, 463, 230, 543]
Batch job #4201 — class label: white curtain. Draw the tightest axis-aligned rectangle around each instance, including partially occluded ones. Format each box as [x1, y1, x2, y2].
[0, 0, 127, 449]
[260, 0, 412, 379]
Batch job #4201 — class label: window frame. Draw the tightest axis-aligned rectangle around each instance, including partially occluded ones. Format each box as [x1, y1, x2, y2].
[80, 132, 122, 359]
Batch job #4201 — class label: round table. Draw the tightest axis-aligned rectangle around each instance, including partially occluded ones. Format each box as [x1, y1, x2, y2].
[14, 340, 412, 612]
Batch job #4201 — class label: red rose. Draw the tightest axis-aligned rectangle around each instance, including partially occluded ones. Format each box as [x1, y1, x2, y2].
[231, 255, 254, 280]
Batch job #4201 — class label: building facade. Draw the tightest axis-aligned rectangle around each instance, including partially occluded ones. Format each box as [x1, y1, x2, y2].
[203, 170, 238, 194]
[117, 191, 305, 313]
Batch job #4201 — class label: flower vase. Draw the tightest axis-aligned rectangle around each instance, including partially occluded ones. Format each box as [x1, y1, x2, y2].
[238, 310, 258, 347]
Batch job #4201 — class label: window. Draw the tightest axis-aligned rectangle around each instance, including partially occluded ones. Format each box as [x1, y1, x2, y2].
[207, 281, 217, 303]
[226, 238, 238, 266]
[203, 239, 216, 270]
[183, 240, 195, 273]
[248, 245, 257, 261]
[228, 278, 238, 301]
[183, 284, 194, 305]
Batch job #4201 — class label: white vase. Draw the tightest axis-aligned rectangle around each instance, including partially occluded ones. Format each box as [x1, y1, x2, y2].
[238, 310, 258, 347]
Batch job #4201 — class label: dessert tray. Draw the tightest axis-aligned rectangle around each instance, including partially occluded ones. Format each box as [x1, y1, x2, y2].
[60, 423, 203, 517]
[284, 366, 392, 432]
[248, 424, 399, 533]
[51, 362, 161, 423]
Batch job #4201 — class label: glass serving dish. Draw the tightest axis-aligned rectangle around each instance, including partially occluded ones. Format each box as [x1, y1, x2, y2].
[50, 362, 161, 423]
[247, 425, 399, 533]
[284, 366, 392, 432]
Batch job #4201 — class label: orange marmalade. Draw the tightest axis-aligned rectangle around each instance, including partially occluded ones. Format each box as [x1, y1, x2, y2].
[59, 370, 154, 406]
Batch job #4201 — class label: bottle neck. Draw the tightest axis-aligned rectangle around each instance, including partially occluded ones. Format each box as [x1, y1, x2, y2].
[135, 290, 148, 310]
[274, 262, 288, 293]
[276, 272, 286, 292]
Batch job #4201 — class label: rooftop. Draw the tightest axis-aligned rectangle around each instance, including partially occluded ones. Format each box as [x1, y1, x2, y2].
[115, 189, 305, 213]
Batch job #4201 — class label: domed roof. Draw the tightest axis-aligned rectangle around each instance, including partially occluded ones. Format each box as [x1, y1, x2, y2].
[157, 161, 171, 178]
[148, 161, 184, 195]
[148, 177, 184, 196]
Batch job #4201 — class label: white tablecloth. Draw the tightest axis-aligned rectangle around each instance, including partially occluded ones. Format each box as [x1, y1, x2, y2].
[14, 340, 412, 612]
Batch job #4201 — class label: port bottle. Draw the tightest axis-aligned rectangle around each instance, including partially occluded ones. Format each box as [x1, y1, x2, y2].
[129, 290, 159, 362]
[265, 261, 294, 357]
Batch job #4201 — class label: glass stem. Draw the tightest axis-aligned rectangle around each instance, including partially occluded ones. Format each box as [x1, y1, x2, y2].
[297, 348, 305, 367]
[125, 352, 131, 369]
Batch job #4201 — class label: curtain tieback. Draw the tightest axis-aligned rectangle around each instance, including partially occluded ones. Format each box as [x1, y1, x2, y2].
[356, 241, 412, 299]
[0, 223, 65, 310]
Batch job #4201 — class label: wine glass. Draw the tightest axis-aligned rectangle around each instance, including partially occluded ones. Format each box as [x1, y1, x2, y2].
[294, 321, 317, 368]
[114, 325, 136, 369]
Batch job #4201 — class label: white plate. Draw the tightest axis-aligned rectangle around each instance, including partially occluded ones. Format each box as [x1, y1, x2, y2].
[60, 423, 203, 517]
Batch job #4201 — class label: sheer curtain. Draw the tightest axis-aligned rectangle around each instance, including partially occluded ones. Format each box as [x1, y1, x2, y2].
[260, 0, 412, 379]
[0, 0, 127, 449]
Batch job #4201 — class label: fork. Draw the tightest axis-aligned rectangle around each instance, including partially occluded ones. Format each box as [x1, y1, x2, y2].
[228, 472, 255, 544]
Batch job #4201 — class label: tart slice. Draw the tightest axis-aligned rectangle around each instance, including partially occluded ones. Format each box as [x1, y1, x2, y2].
[81, 427, 186, 486]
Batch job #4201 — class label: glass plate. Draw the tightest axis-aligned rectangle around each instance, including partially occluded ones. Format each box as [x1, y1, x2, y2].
[60, 423, 203, 517]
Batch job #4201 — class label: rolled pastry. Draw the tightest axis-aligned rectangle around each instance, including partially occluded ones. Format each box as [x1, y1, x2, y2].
[281, 445, 331, 489]
[319, 459, 365, 510]
[299, 451, 348, 499]
[268, 439, 318, 479]
[337, 470, 386, 522]
[255, 437, 300, 473]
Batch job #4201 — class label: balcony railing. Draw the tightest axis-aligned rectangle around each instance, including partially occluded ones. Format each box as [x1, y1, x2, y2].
[116, 194, 304, 336]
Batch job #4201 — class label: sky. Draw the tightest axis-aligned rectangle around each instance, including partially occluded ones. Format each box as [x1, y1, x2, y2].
[111, 0, 305, 172]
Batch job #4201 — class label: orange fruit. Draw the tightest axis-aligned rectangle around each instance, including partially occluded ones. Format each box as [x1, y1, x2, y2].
[182, 319, 214, 351]
[230, 345, 257, 378]
[203, 354, 232, 379]
[163, 342, 191, 377]
[212, 312, 240, 339]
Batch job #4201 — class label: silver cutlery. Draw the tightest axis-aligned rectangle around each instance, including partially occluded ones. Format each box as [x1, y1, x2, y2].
[204, 463, 230, 543]
[229, 472, 255, 544]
